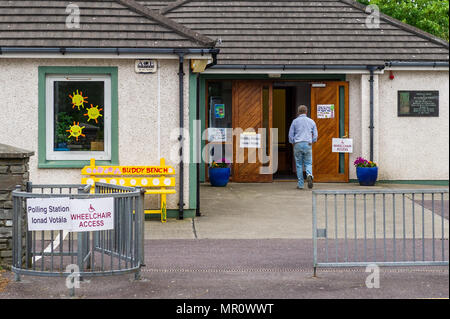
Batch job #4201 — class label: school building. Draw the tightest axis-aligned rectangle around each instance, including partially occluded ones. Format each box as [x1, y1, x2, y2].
[0, 0, 448, 218]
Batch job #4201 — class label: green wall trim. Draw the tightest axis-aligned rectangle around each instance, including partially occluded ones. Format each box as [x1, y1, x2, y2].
[350, 179, 449, 186]
[188, 71, 198, 210]
[145, 209, 196, 220]
[38, 66, 119, 168]
[199, 77, 207, 182]
[38, 160, 118, 169]
[198, 73, 346, 181]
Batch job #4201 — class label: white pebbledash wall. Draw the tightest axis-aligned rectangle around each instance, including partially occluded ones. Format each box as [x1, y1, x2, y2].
[348, 69, 449, 181]
[1, 58, 448, 191]
[0, 58, 191, 209]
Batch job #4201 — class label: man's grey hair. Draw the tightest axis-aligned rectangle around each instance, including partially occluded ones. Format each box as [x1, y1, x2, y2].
[297, 105, 308, 115]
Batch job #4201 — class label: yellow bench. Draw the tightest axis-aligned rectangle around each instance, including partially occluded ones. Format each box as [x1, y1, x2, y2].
[81, 158, 176, 222]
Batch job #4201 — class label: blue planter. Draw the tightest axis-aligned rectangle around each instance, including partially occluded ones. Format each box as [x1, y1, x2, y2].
[209, 167, 231, 187]
[356, 166, 378, 186]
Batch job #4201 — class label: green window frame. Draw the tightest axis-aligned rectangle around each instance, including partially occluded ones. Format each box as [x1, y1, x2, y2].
[38, 66, 118, 168]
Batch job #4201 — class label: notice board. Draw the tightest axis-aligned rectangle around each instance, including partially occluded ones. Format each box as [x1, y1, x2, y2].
[398, 91, 439, 117]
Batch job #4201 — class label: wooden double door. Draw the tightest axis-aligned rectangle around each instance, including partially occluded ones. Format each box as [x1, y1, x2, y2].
[310, 81, 349, 182]
[232, 80, 273, 182]
[210, 80, 349, 183]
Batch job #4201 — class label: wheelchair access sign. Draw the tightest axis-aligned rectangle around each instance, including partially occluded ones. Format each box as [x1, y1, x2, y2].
[332, 138, 353, 153]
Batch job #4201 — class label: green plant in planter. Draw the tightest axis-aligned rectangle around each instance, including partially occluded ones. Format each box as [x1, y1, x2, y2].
[210, 159, 231, 169]
[55, 112, 74, 144]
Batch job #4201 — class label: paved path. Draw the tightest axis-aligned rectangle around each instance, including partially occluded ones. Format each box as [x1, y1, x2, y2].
[0, 183, 448, 299]
[148, 183, 449, 240]
[0, 238, 448, 299]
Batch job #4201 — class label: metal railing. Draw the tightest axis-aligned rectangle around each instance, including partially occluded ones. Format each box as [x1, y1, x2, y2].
[312, 188, 449, 274]
[12, 182, 145, 290]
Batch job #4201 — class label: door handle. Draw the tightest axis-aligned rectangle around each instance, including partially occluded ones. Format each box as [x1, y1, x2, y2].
[342, 132, 349, 138]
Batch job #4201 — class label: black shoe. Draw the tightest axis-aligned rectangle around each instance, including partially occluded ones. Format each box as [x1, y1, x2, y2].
[307, 175, 313, 189]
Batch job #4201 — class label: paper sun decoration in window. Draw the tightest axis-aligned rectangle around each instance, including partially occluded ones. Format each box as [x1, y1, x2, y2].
[84, 104, 103, 123]
[66, 121, 85, 141]
[69, 90, 88, 110]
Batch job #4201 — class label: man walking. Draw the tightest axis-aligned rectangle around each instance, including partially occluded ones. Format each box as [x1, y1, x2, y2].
[288, 105, 318, 189]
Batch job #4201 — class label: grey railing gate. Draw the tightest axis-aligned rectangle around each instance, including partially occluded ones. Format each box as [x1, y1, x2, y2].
[12, 182, 145, 295]
[312, 189, 449, 275]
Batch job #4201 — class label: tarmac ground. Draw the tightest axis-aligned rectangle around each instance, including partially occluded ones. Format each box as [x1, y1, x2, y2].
[0, 182, 448, 300]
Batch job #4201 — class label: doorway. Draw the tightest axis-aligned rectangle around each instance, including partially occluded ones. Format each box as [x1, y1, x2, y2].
[272, 82, 311, 180]
[204, 79, 349, 183]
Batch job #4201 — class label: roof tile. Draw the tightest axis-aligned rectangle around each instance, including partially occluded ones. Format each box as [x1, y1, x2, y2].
[0, 0, 213, 48]
[164, 0, 449, 65]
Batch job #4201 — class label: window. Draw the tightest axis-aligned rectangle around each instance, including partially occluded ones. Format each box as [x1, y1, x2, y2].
[39, 67, 118, 168]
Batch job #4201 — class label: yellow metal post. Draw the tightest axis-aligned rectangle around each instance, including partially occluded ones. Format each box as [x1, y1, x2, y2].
[90, 158, 96, 194]
[161, 193, 167, 223]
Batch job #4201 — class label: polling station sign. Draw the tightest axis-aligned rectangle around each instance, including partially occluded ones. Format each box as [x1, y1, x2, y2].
[26, 197, 114, 232]
[27, 197, 72, 231]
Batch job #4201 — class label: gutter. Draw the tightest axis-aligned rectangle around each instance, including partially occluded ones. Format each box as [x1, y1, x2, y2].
[207, 61, 449, 71]
[205, 49, 219, 70]
[386, 61, 449, 68]
[0, 47, 217, 55]
[209, 64, 379, 70]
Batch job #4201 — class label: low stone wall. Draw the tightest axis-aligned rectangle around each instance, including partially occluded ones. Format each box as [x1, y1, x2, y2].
[0, 143, 34, 266]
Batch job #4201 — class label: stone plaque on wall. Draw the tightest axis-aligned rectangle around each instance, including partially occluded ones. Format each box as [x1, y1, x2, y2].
[398, 91, 439, 117]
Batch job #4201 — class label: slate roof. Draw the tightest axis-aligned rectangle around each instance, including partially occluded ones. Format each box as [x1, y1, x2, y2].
[1, 0, 448, 66]
[153, 0, 449, 66]
[0, 0, 214, 48]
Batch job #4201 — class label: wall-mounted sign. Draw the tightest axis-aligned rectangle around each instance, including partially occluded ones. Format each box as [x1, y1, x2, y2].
[240, 132, 261, 148]
[27, 197, 114, 232]
[214, 104, 225, 119]
[332, 138, 353, 153]
[398, 91, 439, 117]
[317, 104, 335, 119]
[135, 60, 157, 73]
[208, 128, 227, 143]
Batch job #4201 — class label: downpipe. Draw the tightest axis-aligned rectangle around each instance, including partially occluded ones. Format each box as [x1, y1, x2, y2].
[368, 66, 375, 162]
[176, 51, 185, 220]
[195, 73, 201, 217]
[366, 65, 384, 162]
